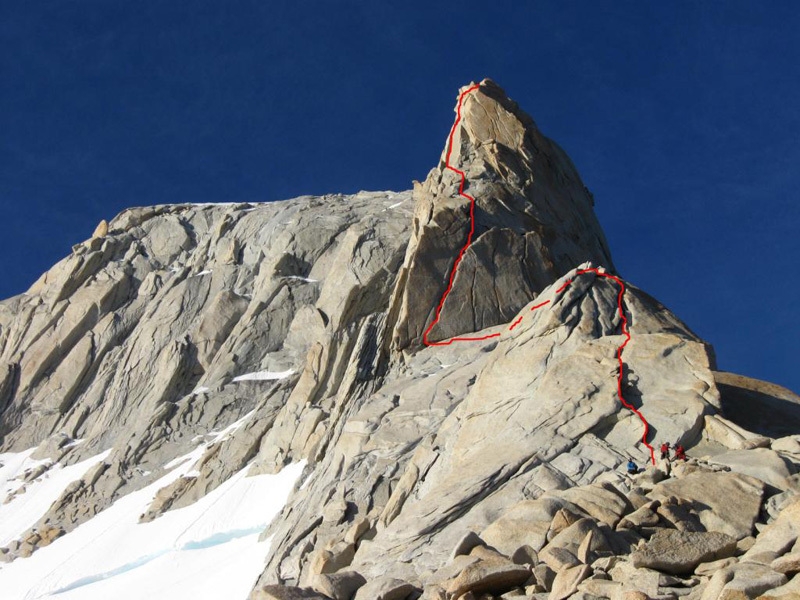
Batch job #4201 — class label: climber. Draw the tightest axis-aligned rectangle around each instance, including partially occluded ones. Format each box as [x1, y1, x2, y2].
[626, 459, 639, 475]
[675, 445, 687, 461]
[660, 442, 671, 460]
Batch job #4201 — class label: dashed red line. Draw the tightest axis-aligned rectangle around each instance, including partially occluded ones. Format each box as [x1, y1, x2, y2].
[420, 82, 655, 464]
[529, 300, 551, 311]
[509, 315, 525, 331]
[555, 279, 572, 293]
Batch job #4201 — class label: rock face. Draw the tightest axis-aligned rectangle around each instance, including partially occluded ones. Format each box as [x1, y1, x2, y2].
[390, 79, 615, 349]
[0, 80, 797, 600]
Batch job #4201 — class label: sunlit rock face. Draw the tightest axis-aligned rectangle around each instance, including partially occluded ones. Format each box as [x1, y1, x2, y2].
[390, 79, 615, 350]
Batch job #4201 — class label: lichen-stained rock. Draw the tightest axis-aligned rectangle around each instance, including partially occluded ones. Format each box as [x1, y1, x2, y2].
[630, 529, 737, 575]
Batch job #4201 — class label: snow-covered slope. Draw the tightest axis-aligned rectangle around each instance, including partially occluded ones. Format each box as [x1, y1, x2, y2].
[0, 442, 305, 599]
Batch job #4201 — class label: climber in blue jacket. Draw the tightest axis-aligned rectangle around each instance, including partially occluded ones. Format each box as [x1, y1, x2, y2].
[627, 459, 639, 475]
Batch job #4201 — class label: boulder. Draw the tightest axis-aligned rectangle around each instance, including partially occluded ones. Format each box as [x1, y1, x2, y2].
[765, 488, 800, 522]
[554, 483, 633, 528]
[418, 586, 447, 600]
[510, 545, 538, 566]
[648, 471, 764, 539]
[532, 563, 556, 591]
[655, 499, 706, 532]
[700, 562, 788, 600]
[353, 575, 418, 600]
[772, 552, 800, 575]
[540, 547, 581, 572]
[618, 501, 661, 530]
[550, 564, 591, 600]
[631, 529, 737, 575]
[744, 497, 800, 559]
[548, 507, 584, 540]
[578, 576, 623, 597]
[608, 561, 661, 597]
[307, 542, 357, 579]
[481, 498, 582, 555]
[311, 571, 366, 600]
[616, 592, 649, 600]
[773, 436, 800, 455]
[344, 517, 371, 545]
[445, 560, 532, 598]
[451, 531, 485, 560]
[92, 219, 109, 239]
[695, 557, 738, 576]
[540, 518, 606, 566]
[252, 586, 330, 600]
[423, 555, 480, 587]
[708, 449, 795, 490]
[703, 414, 771, 450]
[469, 545, 512, 563]
[759, 573, 800, 599]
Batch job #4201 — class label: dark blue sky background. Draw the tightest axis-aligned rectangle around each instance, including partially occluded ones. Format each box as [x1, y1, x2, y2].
[1, 2, 798, 392]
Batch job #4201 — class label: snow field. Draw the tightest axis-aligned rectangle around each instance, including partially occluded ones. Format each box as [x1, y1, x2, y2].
[0, 449, 112, 547]
[0, 443, 306, 600]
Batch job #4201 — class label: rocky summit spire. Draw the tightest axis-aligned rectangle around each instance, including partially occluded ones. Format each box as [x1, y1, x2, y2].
[390, 79, 615, 350]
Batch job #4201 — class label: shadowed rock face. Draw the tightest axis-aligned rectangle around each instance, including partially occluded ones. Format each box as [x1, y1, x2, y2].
[714, 371, 800, 438]
[390, 79, 615, 349]
[0, 81, 797, 600]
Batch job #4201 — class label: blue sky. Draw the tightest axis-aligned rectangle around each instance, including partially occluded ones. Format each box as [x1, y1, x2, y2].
[1, 1, 798, 392]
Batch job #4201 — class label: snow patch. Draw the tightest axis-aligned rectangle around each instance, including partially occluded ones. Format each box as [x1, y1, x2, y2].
[0, 448, 50, 498]
[232, 370, 294, 382]
[280, 276, 318, 283]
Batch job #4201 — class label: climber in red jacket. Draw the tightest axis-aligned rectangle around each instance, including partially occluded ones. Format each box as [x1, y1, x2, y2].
[675, 445, 687, 461]
[660, 442, 671, 460]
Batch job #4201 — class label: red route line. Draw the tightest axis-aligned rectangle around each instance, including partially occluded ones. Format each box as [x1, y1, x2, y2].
[421, 83, 655, 464]
[508, 315, 525, 331]
[530, 300, 551, 311]
[422, 83, 482, 347]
